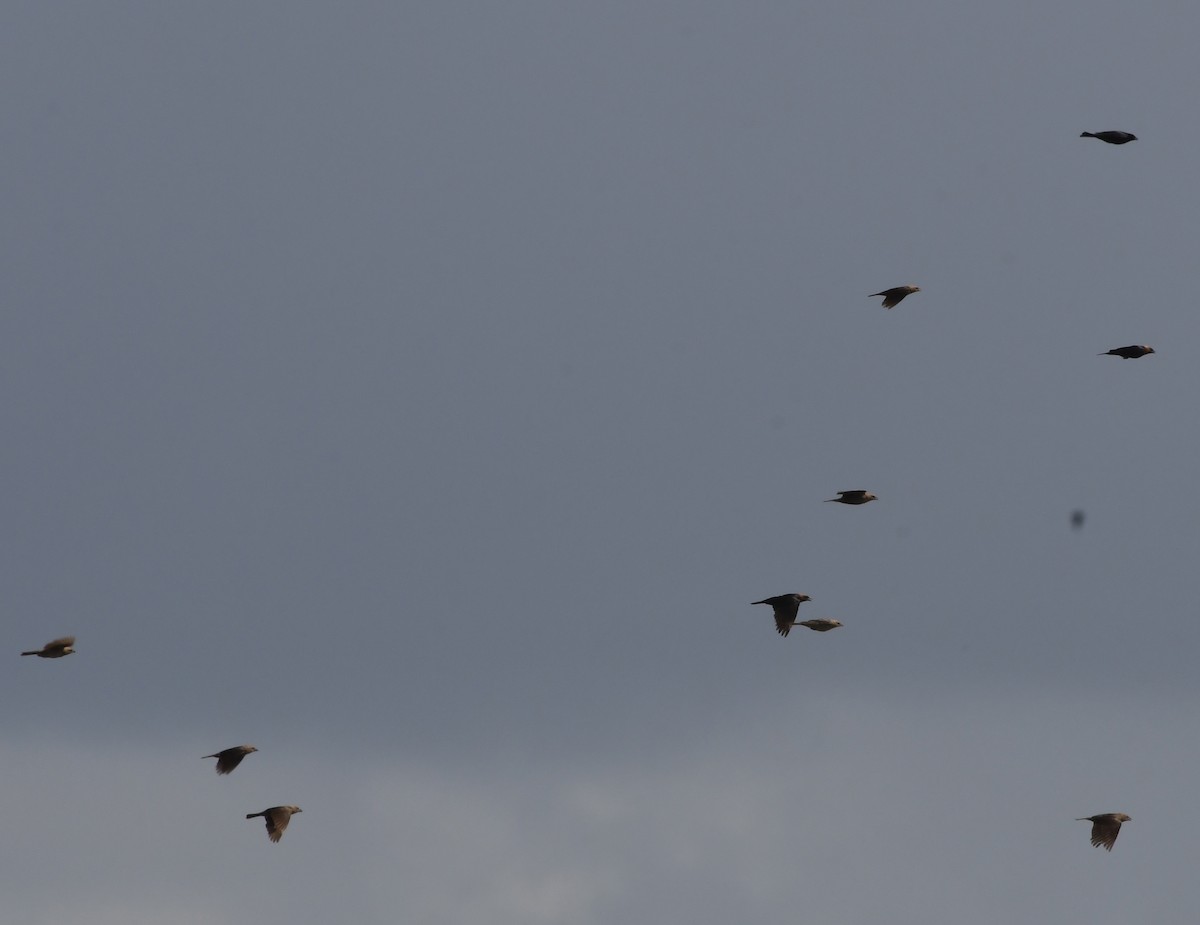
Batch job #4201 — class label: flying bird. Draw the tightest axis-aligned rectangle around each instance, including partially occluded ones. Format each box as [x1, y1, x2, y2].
[246, 805, 302, 843]
[797, 618, 843, 632]
[21, 636, 76, 658]
[203, 745, 258, 775]
[1077, 813, 1130, 851]
[1100, 345, 1155, 359]
[869, 285, 920, 309]
[1070, 509, 1086, 531]
[1080, 130, 1137, 145]
[751, 593, 812, 637]
[826, 490, 877, 505]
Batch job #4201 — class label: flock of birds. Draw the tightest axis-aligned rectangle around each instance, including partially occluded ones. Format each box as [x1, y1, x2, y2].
[749, 128, 1148, 856]
[21, 636, 297, 843]
[19, 126, 1150, 855]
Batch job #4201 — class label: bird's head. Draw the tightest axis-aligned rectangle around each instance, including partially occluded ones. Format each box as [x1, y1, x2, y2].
[797, 594, 812, 603]
[1144, 346, 1155, 355]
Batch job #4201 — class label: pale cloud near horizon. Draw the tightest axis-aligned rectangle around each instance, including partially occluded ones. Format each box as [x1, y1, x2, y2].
[7, 686, 1200, 923]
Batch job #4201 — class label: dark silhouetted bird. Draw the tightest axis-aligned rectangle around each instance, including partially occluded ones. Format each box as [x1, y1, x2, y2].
[204, 745, 258, 775]
[1100, 345, 1155, 359]
[826, 490, 877, 505]
[1080, 130, 1137, 145]
[869, 285, 920, 308]
[797, 618, 843, 632]
[21, 636, 75, 658]
[1070, 510, 1086, 530]
[1077, 813, 1130, 851]
[751, 594, 812, 637]
[247, 805, 302, 843]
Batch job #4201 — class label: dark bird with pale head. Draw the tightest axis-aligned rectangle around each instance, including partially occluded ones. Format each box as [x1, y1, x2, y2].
[869, 285, 920, 309]
[204, 745, 258, 775]
[826, 490, 877, 505]
[1100, 345, 1154, 359]
[21, 636, 75, 658]
[1077, 813, 1130, 851]
[246, 805, 302, 843]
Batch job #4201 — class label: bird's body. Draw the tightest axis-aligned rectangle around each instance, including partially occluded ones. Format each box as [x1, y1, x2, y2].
[21, 636, 76, 658]
[204, 745, 258, 775]
[1100, 345, 1155, 359]
[1080, 130, 1137, 145]
[246, 805, 302, 843]
[826, 490, 877, 505]
[1077, 813, 1130, 851]
[751, 593, 812, 637]
[869, 285, 920, 309]
[797, 618, 843, 632]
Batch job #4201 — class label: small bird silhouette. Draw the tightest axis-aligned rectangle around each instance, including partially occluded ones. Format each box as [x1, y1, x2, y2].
[797, 618, 843, 632]
[751, 594, 812, 637]
[246, 805, 302, 843]
[1100, 345, 1155, 359]
[869, 285, 920, 309]
[1077, 813, 1130, 851]
[203, 745, 258, 775]
[826, 490, 877, 505]
[1080, 130, 1137, 145]
[1070, 510, 1086, 531]
[21, 636, 76, 658]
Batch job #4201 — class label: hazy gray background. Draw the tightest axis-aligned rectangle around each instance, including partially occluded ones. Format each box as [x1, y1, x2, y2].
[2, 2, 1196, 922]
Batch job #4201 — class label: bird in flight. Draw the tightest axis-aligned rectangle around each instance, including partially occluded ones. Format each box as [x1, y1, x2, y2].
[1077, 813, 1130, 851]
[1080, 130, 1137, 145]
[246, 805, 302, 843]
[869, 285, 920, 308]
[1100, 345, 1155, 359]
[751, 593, 812, 637]
[797, 618, 843, 632]
[21, 636, 76, 658]
[203, 745, 258, 775]
[826, 490, 877, 505]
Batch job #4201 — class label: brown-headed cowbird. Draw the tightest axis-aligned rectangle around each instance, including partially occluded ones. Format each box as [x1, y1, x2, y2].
[869, 285, 920, 308]
[751, 593, 812, 637]
[797, 618, 843, 632]
[246, 805, 302, 843]
[1077, 813, 1130, 851]
[1080, 131, 1137, 145]
[21, 636, 75, 658]
[825, 490, 877, 505]
[204, 745, 258, 775]
[1100, 345, 1155, 359]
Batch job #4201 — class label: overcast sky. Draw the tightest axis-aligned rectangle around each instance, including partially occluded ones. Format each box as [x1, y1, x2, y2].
[2, 2, 1198, 922]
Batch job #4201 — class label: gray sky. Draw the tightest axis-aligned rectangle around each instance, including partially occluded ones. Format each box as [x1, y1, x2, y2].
[3, 1, 1198, 922]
